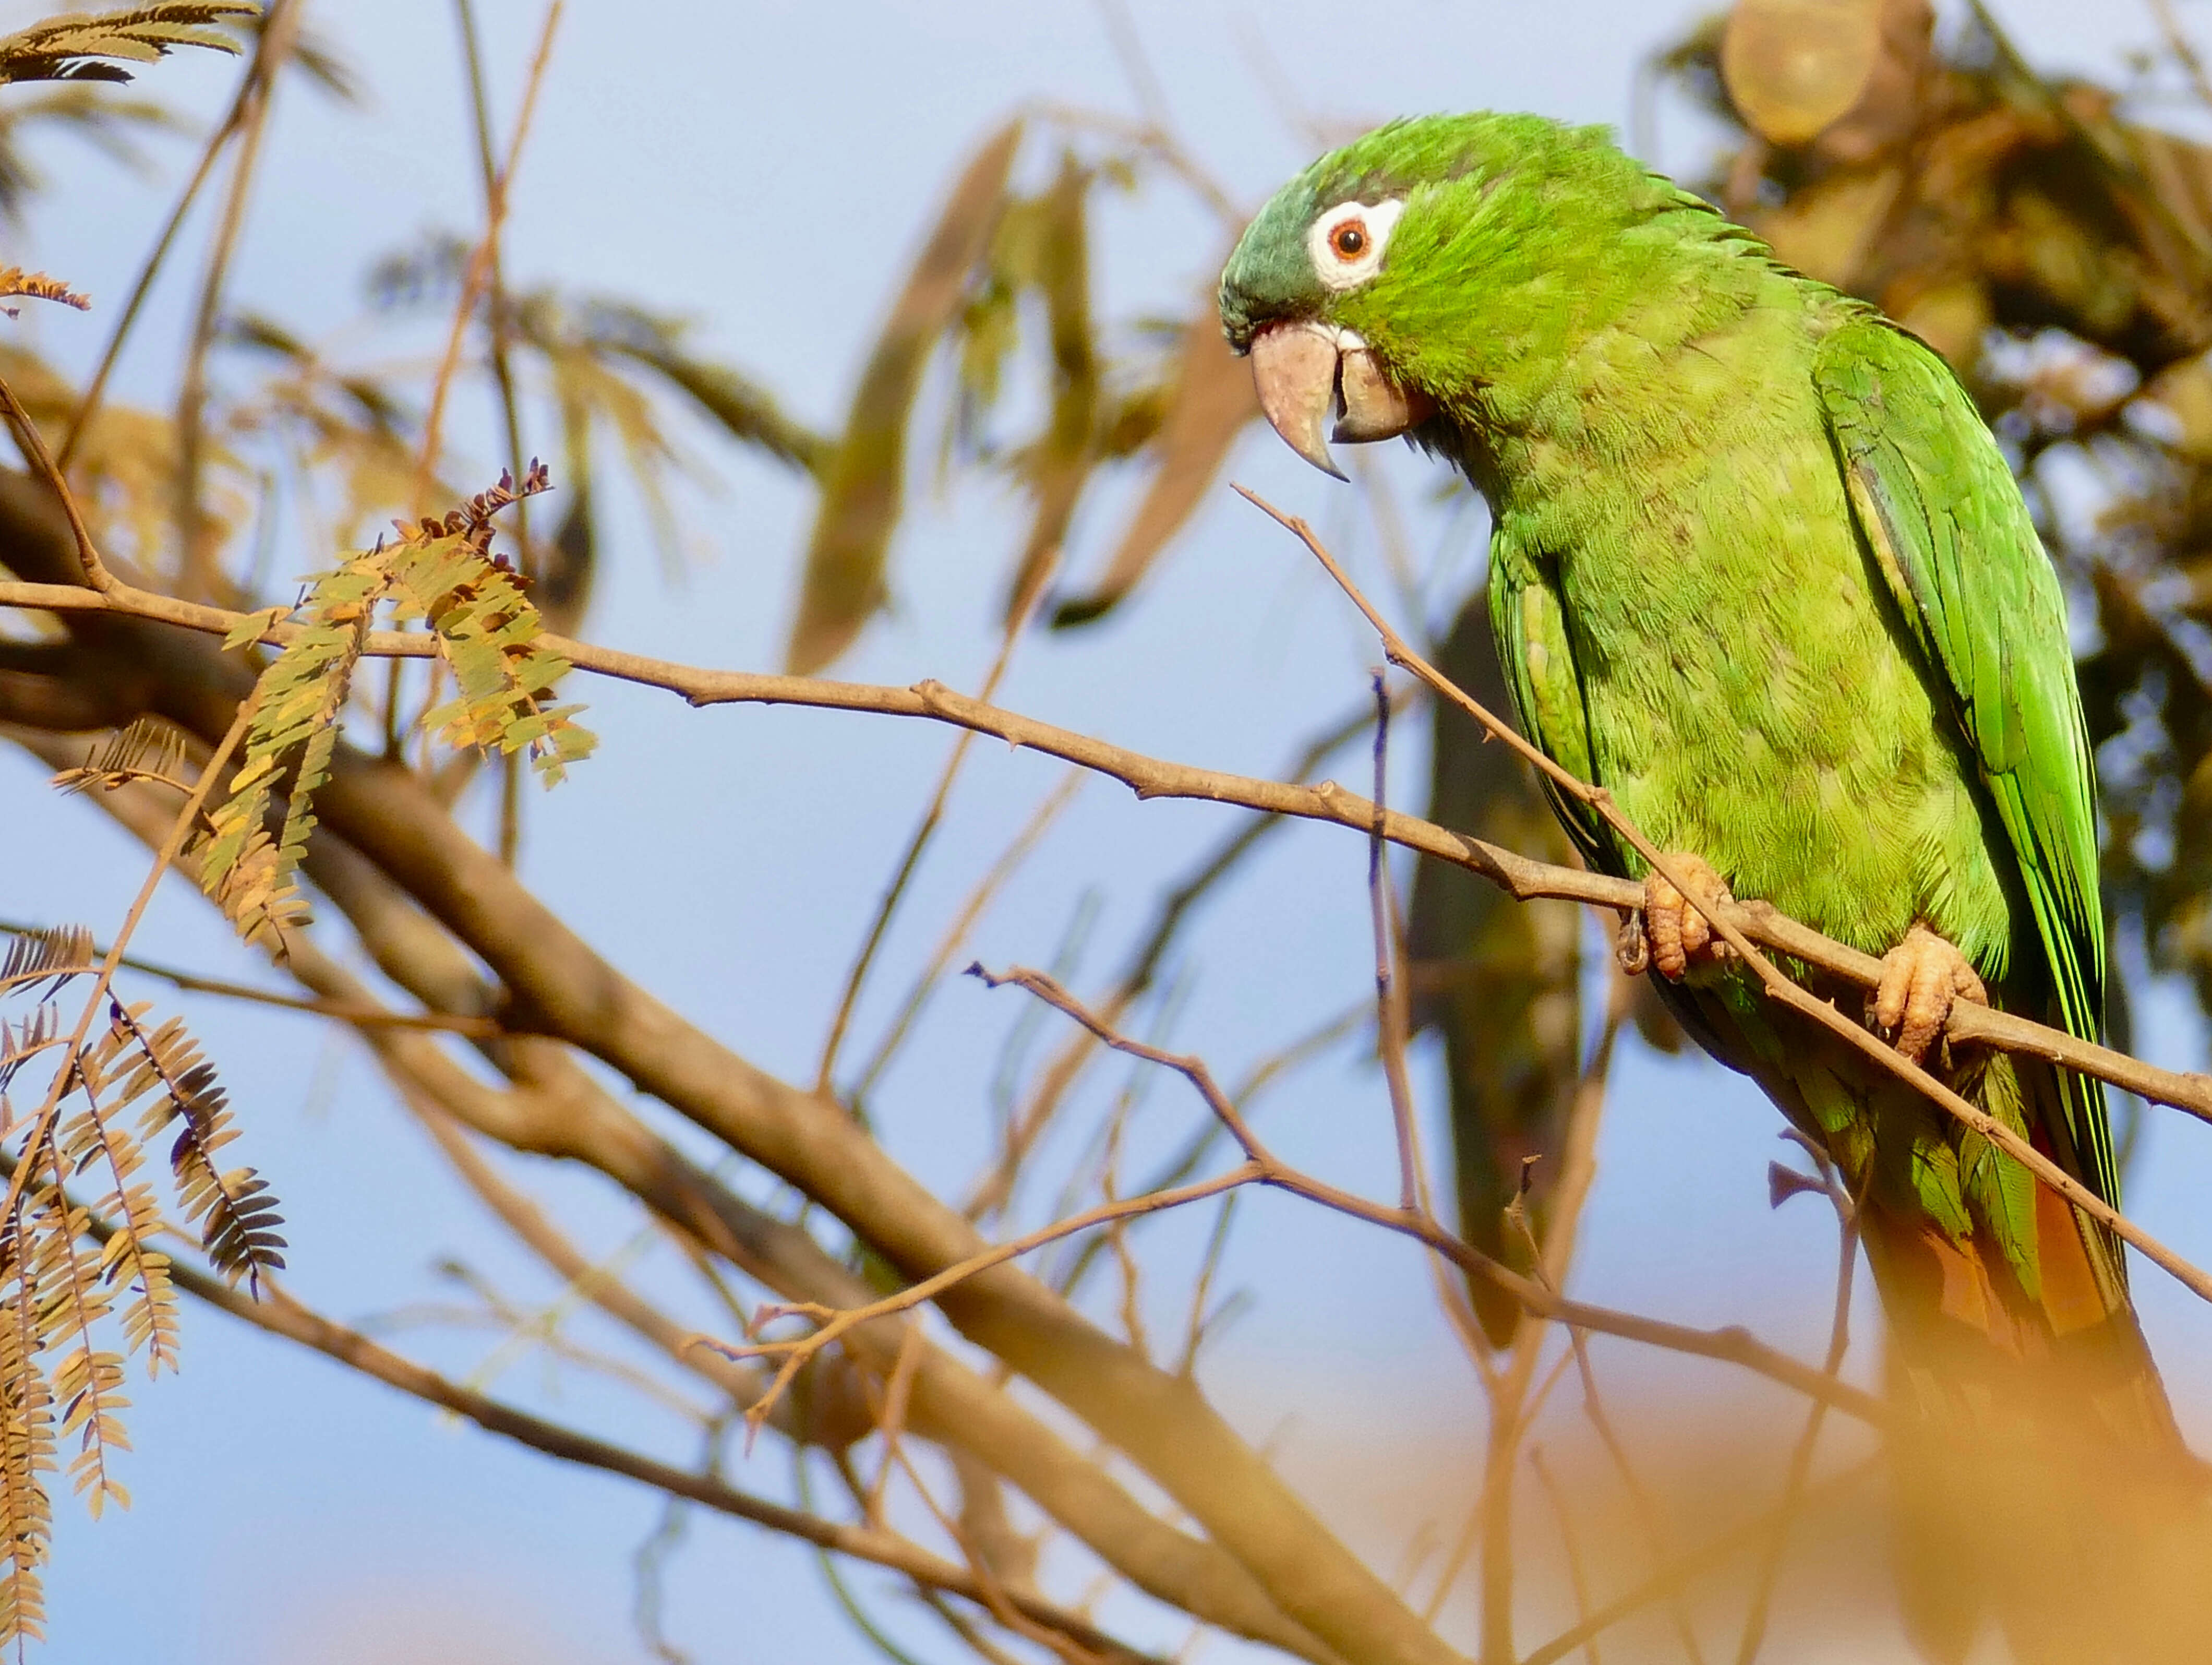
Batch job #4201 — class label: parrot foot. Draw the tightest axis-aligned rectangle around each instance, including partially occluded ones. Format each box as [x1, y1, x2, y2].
[1869, 923, 1987, 1066]
[1624, 854, 1735, 981]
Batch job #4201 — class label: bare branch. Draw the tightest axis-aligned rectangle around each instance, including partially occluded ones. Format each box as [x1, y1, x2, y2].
[16, 730, 1343, 1665]
[967, 965, 1888, 1426]
[3, 564, 2202, 1146]
[53, 1178, 1156, 1661]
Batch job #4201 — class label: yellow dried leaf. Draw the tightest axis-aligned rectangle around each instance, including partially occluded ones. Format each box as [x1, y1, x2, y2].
[785, 118, 1023, 674]
[0, 267, 86, 311]
[2141, 355, 2212, 462]
[1756, 164, 1902, 288]
[1051, 303, 1257, 628]
[1722, 0, 1885, 147]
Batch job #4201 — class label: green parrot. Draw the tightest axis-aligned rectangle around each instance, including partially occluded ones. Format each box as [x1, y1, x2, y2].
[1218, 114, 2194, 1646]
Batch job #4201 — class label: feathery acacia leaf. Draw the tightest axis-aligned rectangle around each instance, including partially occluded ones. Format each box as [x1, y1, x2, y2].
[0, 4, 255, 87]
[1050, 304, 1256, 628]
[383, 463, 595, 782]
[0, 930, 92, 1003]
[0, 1007, 63, 1099]
[51, 716, 190, 799]
[101, 1003, 284, 1295]
[193, 464, 593, 950]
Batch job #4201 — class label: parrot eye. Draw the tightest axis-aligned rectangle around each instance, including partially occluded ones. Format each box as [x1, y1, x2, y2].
[1306, 198, 1404, 291]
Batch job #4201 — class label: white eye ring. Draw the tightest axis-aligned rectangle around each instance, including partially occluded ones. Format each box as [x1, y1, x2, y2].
[1307, 198, 1404, 291]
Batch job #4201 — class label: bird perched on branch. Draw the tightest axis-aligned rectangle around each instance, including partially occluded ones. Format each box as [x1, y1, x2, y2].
[1220, 113, 2200, 1658]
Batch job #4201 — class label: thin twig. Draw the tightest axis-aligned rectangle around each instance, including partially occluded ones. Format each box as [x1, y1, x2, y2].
[1477, 1311, 1550, 1664]
[1528, 1446, 1600, 1665]
[362, 1295, 716, 1421]
[175, 0, 303, 595]
[0, 374, 110, 589]
[1369, 670, 1422, 1213]
[1473, 977, 1637, 1665]
[815, 512, 1064, 1096]
[850, 767, 1084, 1109]
[6, 573, 2210, 1145]
[59, 1, 282, 471]
[1516, 980, 1708, 1665]
[452, 0, 535, 568]
[410, 1100, 773, 1414]
[1730, 1152, 1859, 1665]
[416, 2, 561, 505]
[2151, 0, 2212, 114]
[450, 0, 555, 864]
[1052, 998, 1366, 1299]
[708, 1161, 1260, 1434]
[1517, 1461, 1883, 1665]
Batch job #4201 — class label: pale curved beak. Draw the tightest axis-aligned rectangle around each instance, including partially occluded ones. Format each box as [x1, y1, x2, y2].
[1246, 321, 1435, 481]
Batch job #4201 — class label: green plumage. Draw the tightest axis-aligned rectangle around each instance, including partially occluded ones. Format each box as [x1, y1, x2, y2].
[1220, 115, 2130, 1337]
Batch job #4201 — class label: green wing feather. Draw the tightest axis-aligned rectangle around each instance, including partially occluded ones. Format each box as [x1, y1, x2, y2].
[1486, 524, 1606, 869]
[1813, 317, 2118, 1213]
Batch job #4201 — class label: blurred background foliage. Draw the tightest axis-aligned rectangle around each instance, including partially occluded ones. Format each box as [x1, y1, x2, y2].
[1673, 0, 2212, 1043]
[6, 0, 2212, 1655]
[18, 0, 2212, 1358]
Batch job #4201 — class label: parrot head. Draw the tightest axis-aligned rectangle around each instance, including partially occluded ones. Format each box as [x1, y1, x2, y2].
[1218, 112, 1712, 478]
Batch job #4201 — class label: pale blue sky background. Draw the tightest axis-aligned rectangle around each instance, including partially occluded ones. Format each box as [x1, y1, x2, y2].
[4, 2, 2207, 1661]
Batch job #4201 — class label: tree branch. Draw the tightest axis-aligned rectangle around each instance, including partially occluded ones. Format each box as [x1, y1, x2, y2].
[43, 1163, 1158, 1664]
[966, 965, 1888, 1427]
[8, 728, 1342, 1665]
[0, 471, 1461, 1665]
[3, 542, 2203, 1139]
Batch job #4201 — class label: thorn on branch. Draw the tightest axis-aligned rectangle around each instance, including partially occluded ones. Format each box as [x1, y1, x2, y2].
[1766, 1162, 1829, 1211]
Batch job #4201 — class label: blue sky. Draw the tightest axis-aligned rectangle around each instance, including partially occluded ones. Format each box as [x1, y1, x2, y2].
[4, 1, 2205, 1660]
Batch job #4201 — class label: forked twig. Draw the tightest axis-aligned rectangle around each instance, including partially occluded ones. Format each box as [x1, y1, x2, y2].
[1732, 1144, 1860, 1665]
[692, 962, 1888, 1434]
[1528, 1446, 1600, 1665]
[6, 568, 2199, 1149]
